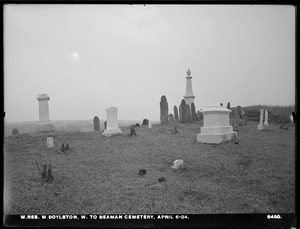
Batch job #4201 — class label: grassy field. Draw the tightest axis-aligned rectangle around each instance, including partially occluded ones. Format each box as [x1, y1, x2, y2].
[4, 121, 295, 215]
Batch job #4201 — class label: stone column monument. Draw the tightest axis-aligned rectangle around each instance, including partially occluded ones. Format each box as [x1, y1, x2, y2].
[264, 110, 269, 126]
[257, 109, 265, 130]
[197, 105, 236, 144]
[184, 69, 195, 109]
[102, 107, 123, 137]
[36, 94, 54, 132]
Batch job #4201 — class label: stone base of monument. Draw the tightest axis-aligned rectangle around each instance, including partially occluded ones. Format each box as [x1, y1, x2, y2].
[36, 123, 54, 132]
[197, 126, 236, 144]
[102, 128, 123, 137]
[257, 124, 265, 130]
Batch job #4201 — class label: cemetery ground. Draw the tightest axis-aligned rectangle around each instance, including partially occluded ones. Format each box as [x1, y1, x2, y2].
[4, 121, 295, 214]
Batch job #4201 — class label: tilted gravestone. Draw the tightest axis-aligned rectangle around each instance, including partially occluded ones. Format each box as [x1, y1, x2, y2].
[180, 99, 188, 123]
[93, 116, 100, 131]
[129, 125, 137, 136]
[160, 95, 169, 125]
[174, 106, 179, 122]
[104, 121, 107, 130]
[169, 113, 175, 122]
[191, 103, 197, 121]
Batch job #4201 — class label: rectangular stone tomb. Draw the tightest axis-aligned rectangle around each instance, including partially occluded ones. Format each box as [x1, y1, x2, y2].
[102, 107, 123, 137]
[197, 105, 236, 144]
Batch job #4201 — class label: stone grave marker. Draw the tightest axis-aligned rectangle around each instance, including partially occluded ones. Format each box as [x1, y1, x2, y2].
[36, 94, 54, 132]
[102, 107, 123, 137]
[47, 137, 54, 148]
[169, 114, 175, 122]
[257, 109, 265, 130]
[93, 116, 100, 131]
[174, 106, 179, 122]
[160, 95, 169, 124]
[197, 105, 236, 144]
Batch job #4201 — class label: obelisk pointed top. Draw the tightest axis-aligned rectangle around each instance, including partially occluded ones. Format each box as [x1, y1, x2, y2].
[187, 68, 191, 76]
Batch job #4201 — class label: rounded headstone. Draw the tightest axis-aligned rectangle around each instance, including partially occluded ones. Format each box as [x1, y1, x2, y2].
[93, 116, 100, 131]
[12, 128, 19, 136]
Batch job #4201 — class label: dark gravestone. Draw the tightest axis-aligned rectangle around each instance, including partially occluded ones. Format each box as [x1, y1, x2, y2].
[233, 133, 239, 144]
[180, 99, 188, 123]
[191, 103, 197, 121]
[197, 110, 203, 121]
[139, 169, 147, 176]
[65, 143, 70, 151]
[142, 119, 149, 126]
[129, 125, 137, 136]
[93, 116, 100, 131]
[135, 123, 140, 127]
[169, 113, 175, 122]
[227, 102, 231, 109]
[12, 128, 19, 136]
[160, 95, 169, 125]
[220, 103, 223, 106]
[186, 104, 192, 123]
[174, 106, 179, 122]
[158, 177, 167, 182]
[61, 143, 65, 152]
[104, 121, 107, 130]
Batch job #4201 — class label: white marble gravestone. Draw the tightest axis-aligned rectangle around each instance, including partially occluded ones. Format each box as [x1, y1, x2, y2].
[257, 109, 265, 130]
[148, 120, 152, 128]
[47, 137, 54, 148]
[197, 105, 236, 144]
[102, 107, 123, 137]
[36, 94, 54, 132]
[264, 110, 269, 126]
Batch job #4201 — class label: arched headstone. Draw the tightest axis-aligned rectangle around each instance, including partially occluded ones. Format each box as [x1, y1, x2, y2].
[93, 116, 100, 131]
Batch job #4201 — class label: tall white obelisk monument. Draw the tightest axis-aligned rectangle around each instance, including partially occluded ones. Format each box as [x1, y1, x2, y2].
[184, 68, 195, 108]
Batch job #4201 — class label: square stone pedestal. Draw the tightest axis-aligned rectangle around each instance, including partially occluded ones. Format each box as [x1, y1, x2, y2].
[197, 105, 237, 144]
[102, 128, 123, 137]
[36, 123, 54, 132]
[197, 132, 236, 144]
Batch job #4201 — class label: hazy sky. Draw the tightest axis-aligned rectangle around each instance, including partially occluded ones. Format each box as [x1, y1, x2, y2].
[4, 4, 295, 122]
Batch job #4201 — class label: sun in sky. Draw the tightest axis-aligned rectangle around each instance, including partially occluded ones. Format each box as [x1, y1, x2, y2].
[72, 52, 79, 59]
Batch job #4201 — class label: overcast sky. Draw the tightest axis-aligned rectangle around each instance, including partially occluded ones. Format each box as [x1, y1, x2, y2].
[4, 4, 295, 123]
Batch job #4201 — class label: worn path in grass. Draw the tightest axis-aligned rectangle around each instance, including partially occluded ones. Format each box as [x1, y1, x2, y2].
[4, 121, 295, 214]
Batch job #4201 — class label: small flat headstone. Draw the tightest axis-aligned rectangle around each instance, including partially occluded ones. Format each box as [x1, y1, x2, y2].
[47, 137, 54, 148]
[158, 177, 166, 182]
[172, 159, 184, 169]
